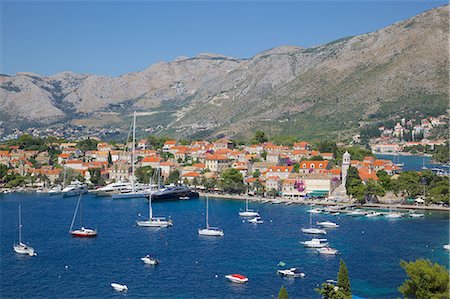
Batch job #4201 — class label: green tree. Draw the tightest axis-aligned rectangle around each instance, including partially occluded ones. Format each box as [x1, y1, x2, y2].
[278, 285, 289, 299]
[345, 167, 365, 201]
[316, 283, 347, 299]
[107, 151, 113, 167]
[337, 259, 351, 297]
[166, 170, 180, 185]
[220, 168, 245, 194]
[399, 259, 449, 299]
[0, 164, 9, 180]
[365, 179, 386, 202]
[267, 188, 278, 198]
[77, 138, 99, 151]
[192, 177, 199, 187]
[253, 169, 260, 178]
[253, 130, 268, 144]
[88, 168, 105, 186]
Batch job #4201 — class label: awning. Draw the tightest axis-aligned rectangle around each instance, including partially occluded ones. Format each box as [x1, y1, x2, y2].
[307, 190, 329, 197]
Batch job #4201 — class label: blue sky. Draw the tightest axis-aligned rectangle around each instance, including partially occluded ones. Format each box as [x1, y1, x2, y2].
[1, 1, 446, 77]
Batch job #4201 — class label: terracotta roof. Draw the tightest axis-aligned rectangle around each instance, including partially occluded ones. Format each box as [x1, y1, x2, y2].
[299, 161, 329, 169]
[182, 172, 200, 177]
[142, 157, 162, 163]
[267, 166, 293, 172]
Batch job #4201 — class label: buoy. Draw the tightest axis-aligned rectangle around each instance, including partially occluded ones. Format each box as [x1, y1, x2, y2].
[215, 274, 218, 278]
[65, 265, 69, 269]
[270, 220, 273, 222]
[362, 230, 364, 234]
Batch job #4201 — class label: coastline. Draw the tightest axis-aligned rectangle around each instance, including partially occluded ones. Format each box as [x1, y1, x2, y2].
[199, 192, 450, 212]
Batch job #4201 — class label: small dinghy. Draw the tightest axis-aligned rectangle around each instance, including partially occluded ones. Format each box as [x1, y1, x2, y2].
[141, 255, 159, 265]
[409, 212, 424, 218]
[248, 216, 264, 224]
[111, 283, 128, 292]
[225, 274, 248, 284]
[443, 244, 450, 251]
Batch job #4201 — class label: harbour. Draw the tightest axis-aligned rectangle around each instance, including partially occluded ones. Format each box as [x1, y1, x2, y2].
[1, 193, 448, 298]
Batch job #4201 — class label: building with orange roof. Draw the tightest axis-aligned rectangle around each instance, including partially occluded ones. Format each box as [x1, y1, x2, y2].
[205, 154, 231, 173]
[266, 166, 293, 180]
[141, 156, 163, 168]
[57, 153, 73, 165]
[298, 161, 330, 174]
[266, 176, 281, 192]
[213, 138, 234, 150]
[358, 167, 379, 182]
[162, 140, 177, 152]
[181, 171, 200, 182]
[293, 141, 309, 150]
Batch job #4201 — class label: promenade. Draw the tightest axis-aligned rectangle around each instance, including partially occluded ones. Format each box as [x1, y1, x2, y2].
[199, 192, 450, 212]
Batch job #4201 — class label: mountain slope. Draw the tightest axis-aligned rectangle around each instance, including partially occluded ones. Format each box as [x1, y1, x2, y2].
[1, 5, 448, 140]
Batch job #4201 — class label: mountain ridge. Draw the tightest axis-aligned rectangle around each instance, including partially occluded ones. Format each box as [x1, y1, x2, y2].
[1, 5, 448, 140]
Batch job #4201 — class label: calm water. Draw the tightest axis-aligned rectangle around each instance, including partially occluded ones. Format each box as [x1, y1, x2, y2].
[1, 193, 449, 298]
[376, 154, 449, 171]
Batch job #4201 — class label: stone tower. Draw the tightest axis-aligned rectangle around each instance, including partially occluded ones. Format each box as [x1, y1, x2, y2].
[341, 151, 351, 194]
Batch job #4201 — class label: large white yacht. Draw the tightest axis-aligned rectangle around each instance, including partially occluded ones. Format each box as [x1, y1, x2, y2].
[61, 180, 88, 197]
[91, 182, 132, 197]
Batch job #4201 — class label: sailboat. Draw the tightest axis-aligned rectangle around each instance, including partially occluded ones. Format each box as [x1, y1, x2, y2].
[13, 205, 37, 256]
[136, 178, 173, 228]
[301, 212, 326, 234]
[113, 111, 148, 199]
[238, 196, 259, 217]
[69, 194, 97, 237]
[198, 196, 224, 236]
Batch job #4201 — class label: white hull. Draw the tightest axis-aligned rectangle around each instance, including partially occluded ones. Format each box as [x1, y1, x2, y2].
[239, 211, 259, 217]
[302, 228, 327, 234]
[141, 257, 159, 265]
[385, 213, 402, 219]
[111, 283, 128, 292]
[409, 213, 424, 218]
[301, 239, 329, 248]
[277, 269, 305, 278]
[137, 219, 172, 228]
[198, 228, 224, 236]
[307, 209, 322, 214]
[13, 243, 36, 256]
[443, 244, 450, 250]
[317, 221, 339, 228]
[317, 247, 339, 255]
[225, 275, 248, 283]
[248, 217, 263, 224]
[366, 212, 381, 218]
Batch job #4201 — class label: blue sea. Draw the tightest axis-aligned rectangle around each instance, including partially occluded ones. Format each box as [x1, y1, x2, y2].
[376, 154, 449, 172]
[1, 193, 449, 298]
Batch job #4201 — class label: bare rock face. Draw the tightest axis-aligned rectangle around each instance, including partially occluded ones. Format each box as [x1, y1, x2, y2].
[1, 5, 448, 139]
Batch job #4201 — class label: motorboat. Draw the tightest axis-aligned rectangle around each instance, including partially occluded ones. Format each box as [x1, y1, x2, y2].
[225, 274, 248, 284]
[307, 208, 322, 214]
[347, 209, 366, 216]
[239, 197, 259, 217]
[302, 228, 327, 234]
[317, 221, 339, 228]
[330, 211, 340, 216]
[409, 212, 424, 218]
[385, 212, 403, 219]
[277, 268, 305, 278]
[91, 182, 132, 197]
[151, 185, 199, 201]
[141, 255, 159, 265]
[61, 180, 88, 197]
[272, 200, 282, 204]
[317, 247, 339, 255]
[248, 216, 264, 224]
[13, 205, 37, 256]
[198, 196, 224, 237]
[285, 201, 292, 205]
[69, 194, 97, 238]
[366, 211, 381, 218]
[47, 185, 62, 195]
[301, 238, 329, 248]
[443, 244, 450, 250]
[111, 283, 128, 292]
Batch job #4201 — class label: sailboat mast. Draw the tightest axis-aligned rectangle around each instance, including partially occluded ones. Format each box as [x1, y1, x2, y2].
[149, 178, 153, 220]
[63, 165, 67, 187]
[246, 197, 249, 212]
[18, 205, 22, 244]
[131, 111, 136, 193]
[206, 196, 209, 229]
[69, 195, 82, 232]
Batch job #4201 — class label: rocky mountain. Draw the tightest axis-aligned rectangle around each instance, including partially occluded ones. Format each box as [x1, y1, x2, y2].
[1, 5, 448, 140]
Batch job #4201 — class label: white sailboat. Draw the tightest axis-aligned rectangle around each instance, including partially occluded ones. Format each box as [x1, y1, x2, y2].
[137, 179, 173, 228]
[198, 196, 224, 236]
[69, 194, 97, 237]
[302, 212, 326, 234]
[113, 111, 148, 199]
[238, 197, 259, 217]
[13, 205, 37, 256]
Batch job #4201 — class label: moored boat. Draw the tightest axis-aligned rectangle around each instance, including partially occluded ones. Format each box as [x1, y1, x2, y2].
[13, 205, 37, 256]
[225, 274, 248, 283]
[366, 211, 381, 218]
[111, 283, 128, 292]
[198, 196, 224, 237]
[317, 247, 339, 255]
[69, 194, 97, 238]
[248, 216, 264, 224]
[301, 238, 329, 248]
[141, 255, 159, 265]
[277, 268, 305, 278]
[317, 221, 339, 228]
